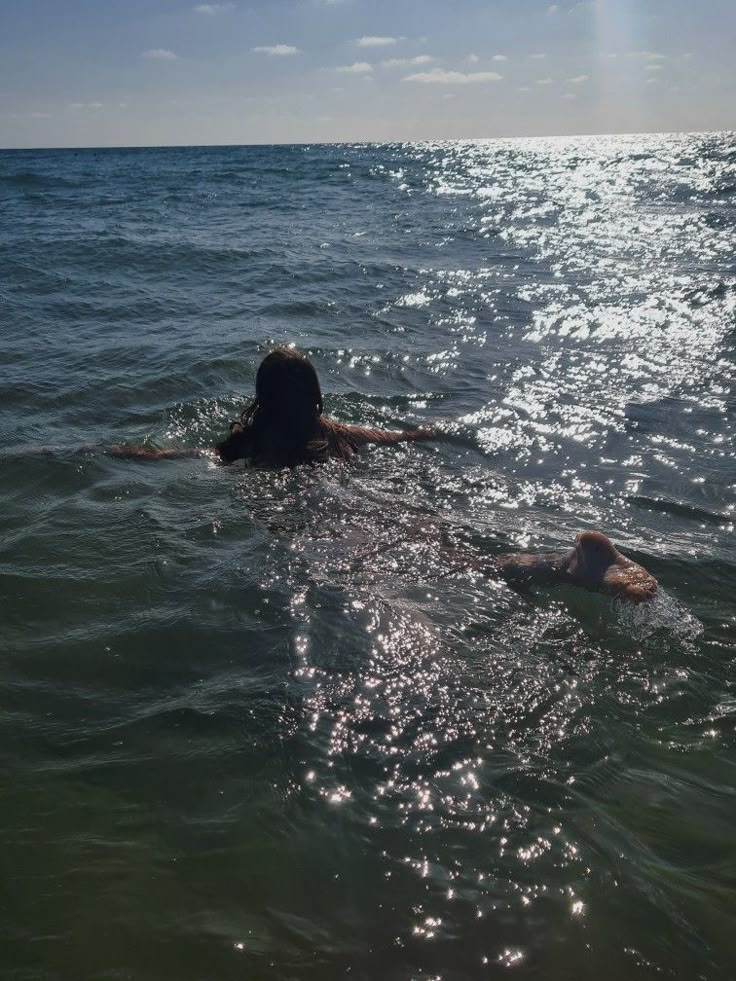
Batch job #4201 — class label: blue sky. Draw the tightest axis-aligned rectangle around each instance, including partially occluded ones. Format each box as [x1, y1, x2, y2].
[0, 0, 733, 147]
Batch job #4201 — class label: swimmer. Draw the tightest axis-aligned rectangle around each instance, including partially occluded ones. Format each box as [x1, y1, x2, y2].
[495, 531, 658, 603]
[110, 347, 657, 603]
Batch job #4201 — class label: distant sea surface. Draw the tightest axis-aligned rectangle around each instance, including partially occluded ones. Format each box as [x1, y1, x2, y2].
[1, 135, 735, 981]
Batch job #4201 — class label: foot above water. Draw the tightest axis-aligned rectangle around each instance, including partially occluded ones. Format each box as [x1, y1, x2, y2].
[497, 531, 658, 603]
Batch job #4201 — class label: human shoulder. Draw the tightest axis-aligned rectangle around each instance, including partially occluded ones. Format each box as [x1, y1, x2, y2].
[216, 423, 255, 463]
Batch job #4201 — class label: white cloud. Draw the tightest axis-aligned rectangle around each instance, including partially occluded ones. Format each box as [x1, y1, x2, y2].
[141, 49, 178, 60]
[536, 77, 554, 85]
[646, 63, 663, 72]
[492, 54, 508, 62]
[403, 69, 503, 84]
[335, 61, 373, 75]
[69, 101, 104, 110]
[194, 3, 233, 13]
[529, 52, 546, 60]
[253, 44, 300, 56]
[548, 3, 559, 12]
[336, 61, 373, 73]
[517, 85, 531, 93]
[356, 36, 400, 47]
[466, 53, 480, 64]
[381, 55, 434, 68]
[566, 74, 588, 84]
[563, 92, 576, 100]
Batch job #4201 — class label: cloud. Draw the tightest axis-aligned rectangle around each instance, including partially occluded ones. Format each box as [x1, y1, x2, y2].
[403, 69, 503, 84]
[562, 92, 576, 100]
[68, 101, 104, 109]
[356, 36, 401, 47]
[466, 53, 480, 64]
[336, 61, 373, 73]
[194, 3, 233, 12]
[566, 74, 588, 84]
[529, 52, 546, 60]
[3, 111, 52, 119]
[141, 48, 178, 60]
[381, 55, 434, 68]
[536, 77, 554, 85]
[253, 44, 300, 56]
[492, 54, 508, 62]
[548, 3, 559, 11]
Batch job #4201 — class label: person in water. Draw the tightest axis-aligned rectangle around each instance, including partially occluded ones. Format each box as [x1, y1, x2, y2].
[217, 346, 432, 467]
[112, 347, 657, 603]
[496, 531, 657, 604]
[113, 346, 431, 466]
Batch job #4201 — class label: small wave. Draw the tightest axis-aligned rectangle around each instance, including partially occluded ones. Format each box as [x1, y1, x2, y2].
[395, 290, 432, 308]
[0, 171, 82, 189]
[1, 171, 48, 186]
[614, 589, 703, 642]
[628, 494, 729, 527]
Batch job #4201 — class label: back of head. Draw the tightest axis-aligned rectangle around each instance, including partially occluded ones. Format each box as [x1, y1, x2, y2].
[575, 531, 619, 570]
[242, 347, 325, 465]
[254, 347, 323, 424]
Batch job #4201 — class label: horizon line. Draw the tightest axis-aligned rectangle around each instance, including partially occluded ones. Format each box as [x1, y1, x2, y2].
[0, 127, 732, 153]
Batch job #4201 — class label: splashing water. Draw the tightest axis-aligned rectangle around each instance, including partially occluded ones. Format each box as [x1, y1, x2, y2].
[615, 589, 704, 643]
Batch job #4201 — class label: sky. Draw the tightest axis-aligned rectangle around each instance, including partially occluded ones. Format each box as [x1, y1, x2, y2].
[0, 0, 733, 148]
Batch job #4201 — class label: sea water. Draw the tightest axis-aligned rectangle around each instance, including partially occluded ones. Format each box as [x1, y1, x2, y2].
[1, 135, 735, 980]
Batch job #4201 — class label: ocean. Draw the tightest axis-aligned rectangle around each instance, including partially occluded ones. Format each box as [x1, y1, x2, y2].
[1, 135, 734, 981]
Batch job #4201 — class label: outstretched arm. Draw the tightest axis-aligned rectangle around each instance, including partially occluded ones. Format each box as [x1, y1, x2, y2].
[104, 445, 211, 460]
[109, 424, 254, 463]
[0, 445, 211, 461]
[335, 422, 435, 448]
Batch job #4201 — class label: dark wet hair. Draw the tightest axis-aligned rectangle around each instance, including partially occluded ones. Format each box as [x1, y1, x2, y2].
[230, 347, 335, 466]
[242, 346, 323, 426]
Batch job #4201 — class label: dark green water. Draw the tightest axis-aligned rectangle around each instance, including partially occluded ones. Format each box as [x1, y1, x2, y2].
[1, 136, 735, 980]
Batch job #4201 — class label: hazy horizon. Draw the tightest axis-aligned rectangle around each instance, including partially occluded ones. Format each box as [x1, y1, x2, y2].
[1, 0, 734, 150]
[2, 127, 735, 154]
